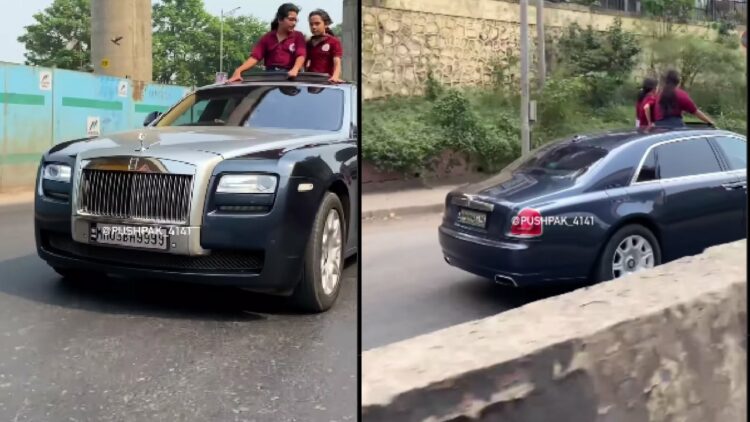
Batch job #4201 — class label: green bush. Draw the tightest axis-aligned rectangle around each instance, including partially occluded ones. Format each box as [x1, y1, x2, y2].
[362, 98, 442, 173]
[430, 90, 516, 171]
[557, 18, 641, 83]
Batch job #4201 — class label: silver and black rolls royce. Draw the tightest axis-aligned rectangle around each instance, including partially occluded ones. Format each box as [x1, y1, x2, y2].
[34, 73, 358, 312]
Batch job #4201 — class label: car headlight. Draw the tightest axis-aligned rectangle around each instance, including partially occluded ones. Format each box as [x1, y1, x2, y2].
[42, 164, 72, 183]
[216, 174, 278, 194]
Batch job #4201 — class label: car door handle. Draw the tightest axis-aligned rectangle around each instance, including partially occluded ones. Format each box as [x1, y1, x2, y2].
[722, 181, 746, 190]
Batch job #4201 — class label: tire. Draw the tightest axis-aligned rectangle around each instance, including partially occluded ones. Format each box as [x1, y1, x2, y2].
[593, 224, 661, 283]
[292, 192, 346, 313]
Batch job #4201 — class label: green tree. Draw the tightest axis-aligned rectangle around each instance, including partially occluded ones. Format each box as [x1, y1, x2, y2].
[557, 19, 641, 81]
[642, 0, 694, 34]
[217, 16, 269, 77]
[17, 0, 92, 71]
[555, 19, 641, 107]
[152, 0, 217, 86]
[152, 0, 267, 86]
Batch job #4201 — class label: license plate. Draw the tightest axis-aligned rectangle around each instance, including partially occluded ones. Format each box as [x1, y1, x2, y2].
[456, 209, 487, 228]
[90, 224, 169, 250]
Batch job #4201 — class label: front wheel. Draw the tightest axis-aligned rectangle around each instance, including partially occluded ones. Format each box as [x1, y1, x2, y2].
[292, 193, 346, 313]
[593, 225, 661, 282]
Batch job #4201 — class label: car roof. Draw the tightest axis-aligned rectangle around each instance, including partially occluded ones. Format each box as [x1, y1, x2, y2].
[554, 125, 742, 152]
[195, 72, 352, 92]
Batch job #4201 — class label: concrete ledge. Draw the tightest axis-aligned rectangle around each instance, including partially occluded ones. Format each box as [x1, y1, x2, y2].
[362, 240, 747, 421]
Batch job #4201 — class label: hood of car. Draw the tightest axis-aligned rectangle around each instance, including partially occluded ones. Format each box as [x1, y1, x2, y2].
[50, 126, 339, 161]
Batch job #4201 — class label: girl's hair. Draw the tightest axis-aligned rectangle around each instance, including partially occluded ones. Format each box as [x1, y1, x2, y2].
[271, 3, 300, 31]
[637, 77, 657, 103]
[659, 69, 681, 116]
[310, 9, 334, 35]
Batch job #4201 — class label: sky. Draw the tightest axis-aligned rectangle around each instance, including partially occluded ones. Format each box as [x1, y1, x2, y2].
[0, 0, 343, 64]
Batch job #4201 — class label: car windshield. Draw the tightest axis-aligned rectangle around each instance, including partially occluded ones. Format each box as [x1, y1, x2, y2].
[516, 142, 608, 177]
[156, 85, 344, 131]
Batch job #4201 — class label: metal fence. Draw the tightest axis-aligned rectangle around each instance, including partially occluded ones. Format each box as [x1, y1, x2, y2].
[584, 0, 746, 24]
[0, 63, 190, 192]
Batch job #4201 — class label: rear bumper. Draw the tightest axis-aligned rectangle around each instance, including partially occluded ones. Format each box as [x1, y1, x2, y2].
[438, 225, 589, 286]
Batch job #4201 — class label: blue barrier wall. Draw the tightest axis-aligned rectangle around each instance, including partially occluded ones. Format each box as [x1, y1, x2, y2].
[0, 63, 189, 192]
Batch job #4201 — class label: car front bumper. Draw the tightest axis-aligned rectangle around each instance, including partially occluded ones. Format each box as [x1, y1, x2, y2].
[34, 193, 313, 294]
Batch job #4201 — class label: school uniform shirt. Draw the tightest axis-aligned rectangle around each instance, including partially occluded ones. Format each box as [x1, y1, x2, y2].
[306, 34, 343, 76]
[636, 94, 656, 127]
[653, 88, 698, 121]
[251, 30, 307, 70]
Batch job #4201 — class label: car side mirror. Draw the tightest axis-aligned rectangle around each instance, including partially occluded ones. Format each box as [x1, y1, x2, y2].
[350, 122, 358, 139]
[143, 111, 163, 127]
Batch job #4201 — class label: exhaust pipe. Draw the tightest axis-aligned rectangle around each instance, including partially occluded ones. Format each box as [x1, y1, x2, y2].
[494, 274, 518, 287]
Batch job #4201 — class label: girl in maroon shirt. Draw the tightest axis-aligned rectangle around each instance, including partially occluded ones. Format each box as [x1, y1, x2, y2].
[648, 70, 715, 128]
[306, 9, 344, 83]
[228, 3, 307, 82]
[635, 77, 657, 129]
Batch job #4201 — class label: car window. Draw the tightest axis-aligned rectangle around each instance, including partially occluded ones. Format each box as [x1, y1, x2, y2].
[157, 86, 344, 131]
[172, 100, 209, 126]
[636, 150, 658, 182]
[517, 143, 608, 177]
[655, 138, 722, 179]
[712, 136, 746, 170]
[244, 87, 344, 131]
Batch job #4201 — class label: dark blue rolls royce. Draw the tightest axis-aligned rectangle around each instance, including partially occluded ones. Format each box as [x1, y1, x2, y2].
[34, 73, 358, 312]
[439, 126, 746, 287]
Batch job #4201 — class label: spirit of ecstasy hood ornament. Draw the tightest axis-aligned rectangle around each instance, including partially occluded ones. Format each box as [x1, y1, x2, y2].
[136, 132, 147, 152]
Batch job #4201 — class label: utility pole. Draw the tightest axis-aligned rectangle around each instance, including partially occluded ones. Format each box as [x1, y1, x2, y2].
[342, 0, 359, 82]
[536, 0, 546, 89]
[220, 7, 241, 75]
[520, 0, 530, 156]
[91, 0, 152, 81]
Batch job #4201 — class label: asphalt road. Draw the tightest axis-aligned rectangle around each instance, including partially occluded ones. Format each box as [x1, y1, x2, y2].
[0, 203, 358, 422]
[362, 213, 577, 351]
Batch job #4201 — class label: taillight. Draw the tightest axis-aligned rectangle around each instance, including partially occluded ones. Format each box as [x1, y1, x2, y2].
[509, 208, 543, 237]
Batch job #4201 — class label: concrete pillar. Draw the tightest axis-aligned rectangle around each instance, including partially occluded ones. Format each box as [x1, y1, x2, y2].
[342, 0, 359, 83]
[91, 0, 153, 82]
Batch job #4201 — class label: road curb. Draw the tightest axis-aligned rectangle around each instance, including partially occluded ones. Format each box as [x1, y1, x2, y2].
[362, 203, 444, 220]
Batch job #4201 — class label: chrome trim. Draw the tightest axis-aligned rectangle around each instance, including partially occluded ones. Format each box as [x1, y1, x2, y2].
[451, 195, 495, 212]
[70, 156, 210, 255]
[629, 134, 743, 186]
[77, 170, 194, 224]
[495, 274, 518, 287]
[440, 226, 527, 250]
[81, 156, 195, 174]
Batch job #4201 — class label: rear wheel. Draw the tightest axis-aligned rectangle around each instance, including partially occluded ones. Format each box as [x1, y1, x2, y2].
[594, 224, 661, 282]
[292, 192, 346, 313]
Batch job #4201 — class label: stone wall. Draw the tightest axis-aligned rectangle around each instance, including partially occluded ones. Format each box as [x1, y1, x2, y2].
[362, 0, 738, 99]
[362, 240, 747, 421]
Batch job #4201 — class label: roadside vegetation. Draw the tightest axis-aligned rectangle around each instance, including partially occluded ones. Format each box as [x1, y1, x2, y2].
[363, 18, 746, 175]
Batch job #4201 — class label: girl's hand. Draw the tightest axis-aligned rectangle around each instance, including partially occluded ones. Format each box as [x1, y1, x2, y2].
[227, 71, 242, 83]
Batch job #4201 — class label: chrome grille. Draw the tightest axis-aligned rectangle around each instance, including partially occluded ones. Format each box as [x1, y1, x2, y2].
[79, 170, 193, 223]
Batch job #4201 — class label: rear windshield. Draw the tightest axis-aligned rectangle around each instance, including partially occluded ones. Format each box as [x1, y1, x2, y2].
[517, 142, 608, 176]
[156, 85, 344, 131]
